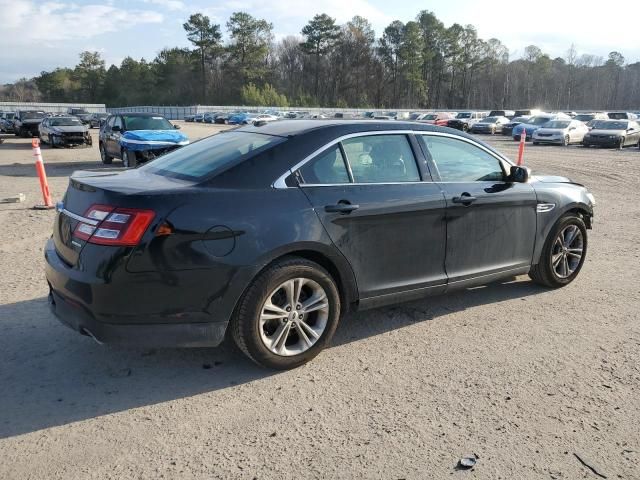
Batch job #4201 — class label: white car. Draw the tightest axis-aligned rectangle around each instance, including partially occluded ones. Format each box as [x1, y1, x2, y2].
[253, 114, 279, 124]
[532, 119, 589, 146]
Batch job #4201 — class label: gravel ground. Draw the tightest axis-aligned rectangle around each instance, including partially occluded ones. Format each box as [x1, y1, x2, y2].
[0, 123, 639, 479]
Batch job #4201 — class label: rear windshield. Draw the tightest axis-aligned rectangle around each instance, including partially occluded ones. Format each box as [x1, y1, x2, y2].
[574, 114, 594, 122]
[590, 120, 628, 130]
[528, 116, 553, 125]
[21, 111, 45, 120]
[140, 131, 286, 181]
[607, 113, 628, 119]
[543, 121, 571, 129]
[123, 115, 173, 130]
[423, 114, 438, 120]
[456, 112, 472, 119]
[50, 117, 83, 126]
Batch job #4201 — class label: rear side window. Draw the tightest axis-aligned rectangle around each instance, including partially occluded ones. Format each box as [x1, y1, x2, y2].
[419, 135, 504, 182]
[140, 131, 285, 181]
[299, 145, 350, 184]
[342, 135, 420, 183]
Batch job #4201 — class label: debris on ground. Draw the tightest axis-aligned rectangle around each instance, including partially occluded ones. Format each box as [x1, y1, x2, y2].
[574, 453, 607, 478]
[0, 193, 26, 203]
[457, 455, 477, 469]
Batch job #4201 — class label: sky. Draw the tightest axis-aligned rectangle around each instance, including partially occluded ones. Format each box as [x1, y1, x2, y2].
[1, 0, 638, 84]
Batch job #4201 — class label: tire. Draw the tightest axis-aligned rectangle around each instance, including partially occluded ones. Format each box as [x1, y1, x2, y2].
[122, 148, 137, 168]
[231, 257, 341, 369]
[618, 137, 625, 150]
[563, 135, 570, 146]
[529, 213, 588, 288]
[99, 143, 113, 164]
[462, 124, 469, 132]
[48, 135, 56, 148]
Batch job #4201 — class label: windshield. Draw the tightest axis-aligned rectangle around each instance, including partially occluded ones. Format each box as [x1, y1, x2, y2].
[480, 117, 498, 123]
[50, 117, 83, 126]
[423, 114, 438, 120]
[607, 113, 629, 120]
[590, 120, 628, 130]
[4, 113, 15, 119]
[141, 131, 286, 181]
[528, 116, 553, 125]
[409, 113, 423, 120]
[123, 115, 173, 130]
[543, 121, 571, 129]
[574, 114, 594, 122]
[22, 111, 45, 120]
[456, 112, 471, 119]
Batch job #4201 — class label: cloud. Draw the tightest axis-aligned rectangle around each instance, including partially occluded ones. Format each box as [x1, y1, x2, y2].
[142, 0, 185, 11]
[0, 0, 164, 42]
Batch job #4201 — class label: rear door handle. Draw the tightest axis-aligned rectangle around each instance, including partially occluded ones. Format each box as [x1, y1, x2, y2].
[325, 203, 359, 214]
[452, 194, 477, 205]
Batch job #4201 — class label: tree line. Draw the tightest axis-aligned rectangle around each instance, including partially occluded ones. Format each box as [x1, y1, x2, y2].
[1, 9, 639, 110]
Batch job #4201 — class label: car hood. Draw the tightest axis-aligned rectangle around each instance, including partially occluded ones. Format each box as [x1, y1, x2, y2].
[49, 125, 87, 133]
[119, 129, 189, 151]
[21, 118, 45, 124]
[588, 128, 625, 135]
[531, 174, 583, 187]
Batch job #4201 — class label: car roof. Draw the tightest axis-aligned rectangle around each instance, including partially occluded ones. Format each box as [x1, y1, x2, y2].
[111, 112, 166, 118]
[237, 119, 465, 138]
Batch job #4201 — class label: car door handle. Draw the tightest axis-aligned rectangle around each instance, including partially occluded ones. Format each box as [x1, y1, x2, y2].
[452, 194, 477, 205]
[325, 203, 359, 214]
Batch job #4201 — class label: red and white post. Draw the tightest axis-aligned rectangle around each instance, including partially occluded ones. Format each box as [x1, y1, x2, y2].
[517, 129, 526, 166]
[32, 138, 54, 209]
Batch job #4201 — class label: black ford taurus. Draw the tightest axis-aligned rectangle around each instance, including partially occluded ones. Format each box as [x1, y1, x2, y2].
[46, 121, 595, 369]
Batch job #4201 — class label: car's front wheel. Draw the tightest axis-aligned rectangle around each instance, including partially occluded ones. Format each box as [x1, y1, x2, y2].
[122, 148, 137, 168]
[231, 257, 341, 369]
[529, 213, 587, 288]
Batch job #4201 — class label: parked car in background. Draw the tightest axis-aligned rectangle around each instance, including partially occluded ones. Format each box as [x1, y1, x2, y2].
[447, 111, 489, 131]
[502, 116, 531, 136]
[184, 114, 196, 122]
[193, 113, 205, 123]
[99, 113, 189, 167]
[488, 109, 515, 119]
[228, 112, 259, 125]
[46, 119, 595, 369]
[14, 110, 46, 137]
[607, 112, 638, 120]
[574, 112, 608, 124]
[203, 111, 222, 123]
[253, 114, 280, 125]
[532, 119, 589, 146]
[89, 113, 108, 128]
[419, 112, 455, 126]
[512, 113, 570, 141]
[373, 112, 396, 120]
[39, 115, 92, 147]
[214, 113, 230, 124]
[66, 108, 93, 125]
[0, 112, 16, 133]
[582, 119, 640, 149]
[470, 116, 510, 134]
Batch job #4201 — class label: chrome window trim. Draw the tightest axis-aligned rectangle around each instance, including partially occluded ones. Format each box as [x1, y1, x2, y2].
[272, 130, 513, 189]
[61, 209, 99, 226]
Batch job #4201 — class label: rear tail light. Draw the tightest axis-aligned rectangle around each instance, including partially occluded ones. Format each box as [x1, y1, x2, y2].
[74, 204, 155, 246]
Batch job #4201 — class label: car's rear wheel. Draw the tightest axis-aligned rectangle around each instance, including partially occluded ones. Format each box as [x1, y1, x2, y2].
[529, 214, 587, 288]
[122, 148, 137, 168]
[99, 143, 112, 164]
[231, 257, 341, 369]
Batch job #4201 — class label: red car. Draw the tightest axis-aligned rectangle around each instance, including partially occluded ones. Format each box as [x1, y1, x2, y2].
[419, 112, 455, 126]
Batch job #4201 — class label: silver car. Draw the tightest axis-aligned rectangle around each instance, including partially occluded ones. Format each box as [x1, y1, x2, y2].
[532, 119, 590, 146]
[39, 116, 92, 147]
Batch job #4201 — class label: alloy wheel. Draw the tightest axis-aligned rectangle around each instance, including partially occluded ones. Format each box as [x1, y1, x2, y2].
[259, 277, 329, 356]
[551, 225, 584, 279]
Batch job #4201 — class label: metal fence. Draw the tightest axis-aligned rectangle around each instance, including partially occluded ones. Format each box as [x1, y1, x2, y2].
[0, 102, 106, 113]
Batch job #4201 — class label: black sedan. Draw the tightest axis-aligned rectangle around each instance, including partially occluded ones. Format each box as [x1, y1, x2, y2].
[46, 121, 595, 369]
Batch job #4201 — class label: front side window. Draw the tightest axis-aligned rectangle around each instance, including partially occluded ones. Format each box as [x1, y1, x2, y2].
[341, 135, 420, 183]
[298, 146, 350, 184]
[419, 135, 505, 182]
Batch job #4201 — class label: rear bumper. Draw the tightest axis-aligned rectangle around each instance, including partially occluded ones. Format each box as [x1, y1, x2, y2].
[49, 289, 226, 347]
[44, 238, 231, 347]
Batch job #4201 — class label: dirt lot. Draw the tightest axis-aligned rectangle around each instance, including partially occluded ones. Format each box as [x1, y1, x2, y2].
[0, 122, 639, 479]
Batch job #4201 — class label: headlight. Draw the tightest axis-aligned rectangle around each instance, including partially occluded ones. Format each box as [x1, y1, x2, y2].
[586, 193, 596, 206]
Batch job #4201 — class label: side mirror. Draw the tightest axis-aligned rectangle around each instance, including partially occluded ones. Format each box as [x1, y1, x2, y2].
[174, 124, 181, 129]
[112, 125, 121, 132]
[509, 165, 530, 183]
